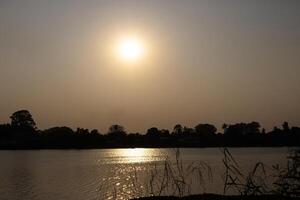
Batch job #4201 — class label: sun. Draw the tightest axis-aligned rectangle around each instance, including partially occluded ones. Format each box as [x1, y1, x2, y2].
[118, 37, 144, 62]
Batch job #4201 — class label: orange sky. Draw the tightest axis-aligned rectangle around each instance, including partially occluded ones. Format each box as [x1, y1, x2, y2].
[0, 0, 300, 133]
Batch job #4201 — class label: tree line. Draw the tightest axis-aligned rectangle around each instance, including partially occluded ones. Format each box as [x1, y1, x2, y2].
[0, 110, 300, 149]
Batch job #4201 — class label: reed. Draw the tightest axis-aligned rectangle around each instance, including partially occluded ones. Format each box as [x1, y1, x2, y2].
[97, 148, 300, 199]
[273, 148, 300, 197]
[222, 148, 268, 196]
[144, 148, 212, 197]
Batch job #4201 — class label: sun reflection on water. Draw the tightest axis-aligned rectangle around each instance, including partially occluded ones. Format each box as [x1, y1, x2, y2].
[98, 148, 166, 199]
[115, 148, 161, 164]
[95, 148, 166, 165]
[121, 148, 146, 157]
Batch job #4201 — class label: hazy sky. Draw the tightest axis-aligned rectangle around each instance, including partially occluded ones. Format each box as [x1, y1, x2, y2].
[0, 0, 300, 133]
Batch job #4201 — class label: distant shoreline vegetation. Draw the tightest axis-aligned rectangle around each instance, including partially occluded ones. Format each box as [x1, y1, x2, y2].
[0, 110, 300, 149]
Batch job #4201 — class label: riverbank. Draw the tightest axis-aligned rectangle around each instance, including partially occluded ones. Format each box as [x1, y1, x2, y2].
[0, 143, 298, 150]
[133, 194, 300, 200]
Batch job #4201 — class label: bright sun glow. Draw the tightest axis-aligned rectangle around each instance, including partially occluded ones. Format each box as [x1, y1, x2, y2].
[118, 148, 148, 163]
[118, 37, 144, 62]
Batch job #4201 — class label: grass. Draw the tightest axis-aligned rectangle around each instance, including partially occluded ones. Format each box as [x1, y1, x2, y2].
[97, 148, 300, 200]
[133, 194, 300, 200]
[222, 148, 268, 195]
[272, 148, 300, 196]
[145, 149, 212, 197]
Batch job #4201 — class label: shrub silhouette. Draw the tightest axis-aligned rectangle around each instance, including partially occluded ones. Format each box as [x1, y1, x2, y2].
[0, 110, 300, 149]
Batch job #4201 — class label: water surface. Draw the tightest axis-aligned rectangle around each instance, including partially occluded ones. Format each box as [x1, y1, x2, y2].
[0, 148, 291, 200]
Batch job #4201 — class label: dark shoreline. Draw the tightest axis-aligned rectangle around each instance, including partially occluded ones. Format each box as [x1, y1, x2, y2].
[0, 144, 298, 150]
[132, 194, 300, 200]
[2, 111, 300, 150]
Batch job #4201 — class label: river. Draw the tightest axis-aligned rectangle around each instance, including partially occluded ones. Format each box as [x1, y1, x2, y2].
[0, 147, 293, 200]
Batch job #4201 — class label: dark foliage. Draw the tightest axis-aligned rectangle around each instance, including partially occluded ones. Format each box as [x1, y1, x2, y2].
[0, 110, 300, 149]
[10, 110, 36, 130]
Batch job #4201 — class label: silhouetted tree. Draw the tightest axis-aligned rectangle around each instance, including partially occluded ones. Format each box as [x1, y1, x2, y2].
[160, 129, 170, 136]
[272, 126, 282, 135]
[146, 127, 160, 137]
[291, 127, 300, 135]
[1, 110, 300, 148]
[10, 110, 36, 130]
[108, 124, 126, 137]
[246, 122, 261, 135]
[195, 124, 217, 136]
[42, 126, 74, 136]
[225, 122, 261, 138]
[282, 122, 290, 133]
[183, 126, 194, 135]
[222, 124, 228, 134]
[91, 129, 100, 135]
[0, 123, 13, 140]
[109, 124, 125, 133]
[173, 124, 183, 135]
[76, 128, 90, 135]
[225, 123, 247, 137]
